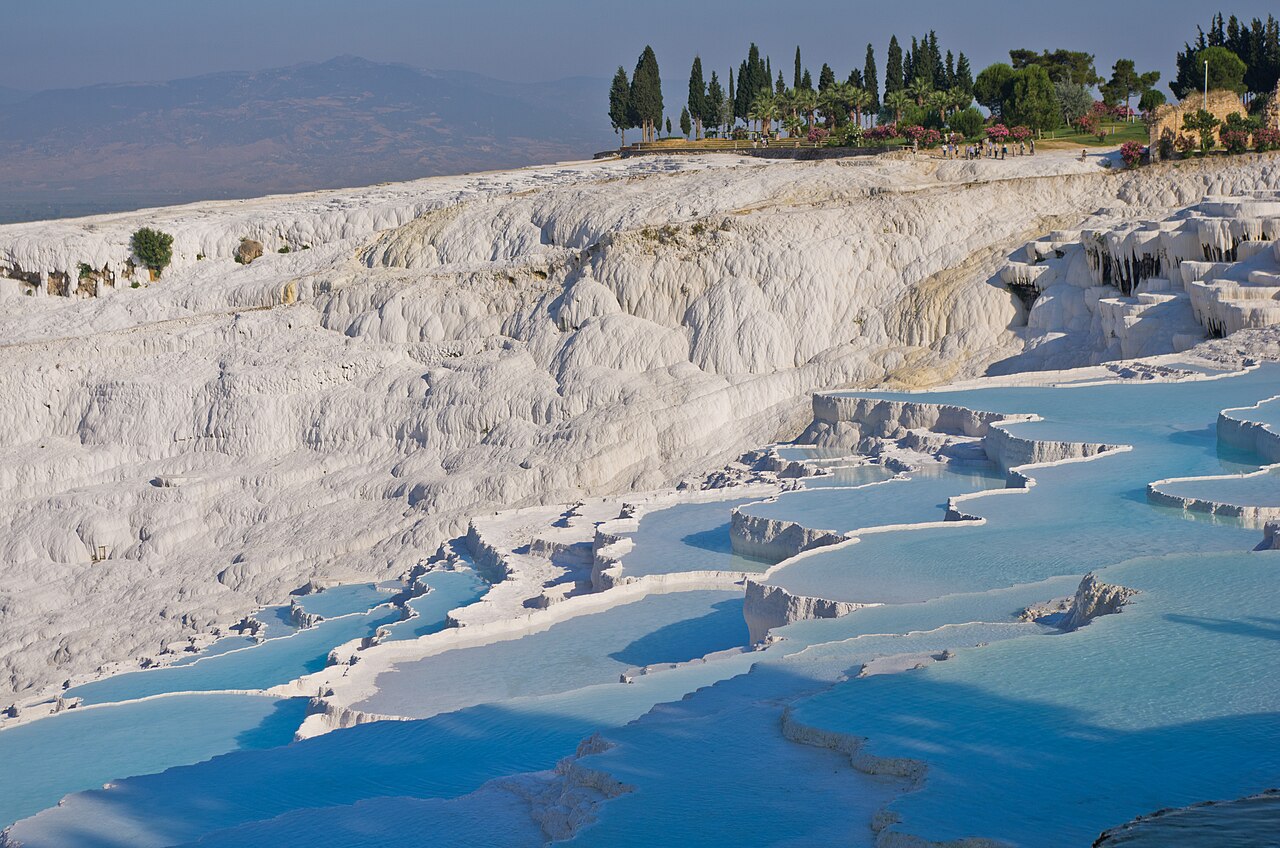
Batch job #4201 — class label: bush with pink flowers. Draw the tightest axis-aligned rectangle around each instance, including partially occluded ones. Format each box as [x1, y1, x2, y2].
[920, 128, 942, 148]
[1220, 129, 1250, 154]
[903, 125, 927, 143]
[986, 123, 1010, 143]
[866, 123, 899, 142]
[1009, 125, 1032, 142]
[807, 127, 830, 143]
[1256, 128, 1280, 152]
[1119, 141, 1145, 168]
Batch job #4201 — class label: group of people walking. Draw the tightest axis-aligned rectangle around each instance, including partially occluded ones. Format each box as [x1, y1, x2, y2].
[936, 138, 1036, 160]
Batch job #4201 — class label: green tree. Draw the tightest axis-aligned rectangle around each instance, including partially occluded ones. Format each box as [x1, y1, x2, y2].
[907, 76, 933, 107]
[630, 46, 663, 142]
[1138, 88, 1167, 113]
[1101, 59, 1160, 120]
[688, 56, 706, 139]
[794, 46, 802, 89]
[666, 116, 673, 136]
[886, 35, 904, 94]
[1011, 49, 1100, 86]
[885, 89, 911, 124]
[704, 71, 724, 135]
[818, 63, 836, 92]
[680, 107, 691, 138]
[776, 71, 786, 94]
[801, 68, 813, 91]
[864, 44, 879, 113]
[608, 66, 632, 146]
[974, 62, 1014, 118]
[1196, 45, 1249, 94]
[954, 53, 974, 95]
[1054, 79, 1093, 126]
[1005, 65, 1061, 131]
[949, 106, 984, 138]
[1182, 108, 1221, 151]
[131, 228, 174, 277]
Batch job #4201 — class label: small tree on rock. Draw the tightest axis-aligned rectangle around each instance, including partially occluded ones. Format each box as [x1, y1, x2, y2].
[131, 228, 174, 278]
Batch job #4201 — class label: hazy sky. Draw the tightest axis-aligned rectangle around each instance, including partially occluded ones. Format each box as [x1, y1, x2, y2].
[6, 1, 1278, 94]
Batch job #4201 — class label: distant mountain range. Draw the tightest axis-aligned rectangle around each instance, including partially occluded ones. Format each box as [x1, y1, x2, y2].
[0, 56, 614, 223]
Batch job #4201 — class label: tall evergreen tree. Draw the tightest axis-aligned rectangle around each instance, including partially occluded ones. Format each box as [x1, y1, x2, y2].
[905, 37, 918, 85]
[630, 46, 663, 142]
[885, 36, 904, 94]
[728, 67, 736, 127]
[608, 66, 632, 146]
[688, 56, 706, 139]
[680, 107, 691, 138]
[801, 69, 813, 91]
[945, 51, 955, 89]
[794, 46, 803, 89]
[929, 31, 944, 86]
[705, 71, 724, 135]
[847, 69, 863, 89]
[777, 71, 786, 94]
[818, 63, 836, 92]
[864, 44, 879, 111]
[954, 53, 974, 95]
[1005, 65, 1061, 131]
[766, 56, 772, 89]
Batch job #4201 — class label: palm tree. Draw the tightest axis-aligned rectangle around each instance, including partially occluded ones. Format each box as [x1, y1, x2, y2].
[849, 87, 874, 127]
[784, 114, 803, 138]
[819, 84, 848, 127]
[926, 90, 949, 125]
[947, 86, 972, 116]
[907, 77, 933, 108]
[754, 91, 780, 137]
[885, 90, 911, 125]
[794, 88, 818, 129]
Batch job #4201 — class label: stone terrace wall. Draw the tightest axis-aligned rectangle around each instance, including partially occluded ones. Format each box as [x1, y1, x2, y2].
[1149, 89, 1248, 162]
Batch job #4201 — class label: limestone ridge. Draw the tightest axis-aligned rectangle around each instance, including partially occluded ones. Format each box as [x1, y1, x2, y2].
[0, 152, 1276, 702]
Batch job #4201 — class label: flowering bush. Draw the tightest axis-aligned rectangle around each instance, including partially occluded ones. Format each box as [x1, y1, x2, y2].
[866, 123, 899, 141]
[948, 132, 964, 145]
[920, 128, 942, 148]
[840, 124, 865, 146]
[986, 123, 1010, 142]
[1220, 129, 1250, 154]
[1009, 125, 1032, 142]
[807, 127, 830, 143]
[1256, 127, 1280, 152]
[903, 125, 927, 143]
[1119, 141, 1145, 168]
[1076, 112, 1099, 136]
[1173, 134, 1197, 155]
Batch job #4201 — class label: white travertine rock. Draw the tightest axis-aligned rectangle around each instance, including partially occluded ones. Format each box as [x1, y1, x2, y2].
[0, 150, 1276, 704]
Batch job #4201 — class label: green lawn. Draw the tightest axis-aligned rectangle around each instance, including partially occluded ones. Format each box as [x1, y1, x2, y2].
[1038, 121, 1148, 147]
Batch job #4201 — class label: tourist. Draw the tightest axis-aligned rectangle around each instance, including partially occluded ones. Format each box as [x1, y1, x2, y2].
[1030, 138, 1036, 155]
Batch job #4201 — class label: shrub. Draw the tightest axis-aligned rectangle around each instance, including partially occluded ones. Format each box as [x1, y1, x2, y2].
[1181, 109, 1221, 152]
[130, 228, 174, 276]
[948, 107, 984, 139]
[1174, 134, 1197, 155]
[1076, 112, 1099, 137]
[866, 123, 899, 142]
[807, 126, 830, 143]
[920, 128, 942, 148]
[77, 262, 93, 280]
[1255, 128, 1280, 152]
[1009, 125, 1033, 142]
[1158, 128, 1176, 160]
[1220, 129, 1250, 155]
[1120, 141, 1145, 168]
[986, 123, 1010, 143]
[903, 125, 927, 144]
[277, 245, 291, 254]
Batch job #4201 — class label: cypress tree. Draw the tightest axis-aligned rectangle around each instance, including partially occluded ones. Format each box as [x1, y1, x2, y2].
[955, 53, 974, 96]
[929, 31, 944, 86]
[631, 46, 663, 142]
[818, 63, 835, 92]
[847, 69, 863, 88]
[688, 56, 706, 139]
[905, 38, 918, 85]
[608, 66, 632, 146]
[801, 69, 813, 91]
[766, 56, 772, 89]
[735, 60, 749, 121]
[680, 107, 691, 138]
[886, 36, 903, 93]
[776, 71, 786, 94]
[705, 71, 724, 134]
[728, 67, 736, 126]
[794, 46, 802, 89]
[945, 50, 955, 88]
[666, 116, 672, 136]
[864, 44, 879, 110]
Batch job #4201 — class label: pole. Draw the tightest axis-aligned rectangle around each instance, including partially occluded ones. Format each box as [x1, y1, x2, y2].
[1203, 60, 1208, 111]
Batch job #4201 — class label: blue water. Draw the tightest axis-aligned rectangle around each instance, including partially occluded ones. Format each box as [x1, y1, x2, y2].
[11, 366, 1280, 847]
[739, 464, 1005, 534]
[295, 583, 395, 618]
[1159, 466, 1280, 508]
[799, 462, 898, 488]
[620, 498, 771, 578]
[355, 590, 750, 719]
[66, 605, 401, 705]
[0, 695, 307, 829]
[1229, 395, 1280, 430]
[383, 570, 489, 641]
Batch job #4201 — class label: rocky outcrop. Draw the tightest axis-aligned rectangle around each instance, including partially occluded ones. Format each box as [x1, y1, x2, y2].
[729, 509, 846, 562]
[743, 580, 866, 643]
[235, 238, 264, 265]
[983, 425, 1123, 471]
[1058, 572, 1138, 632]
